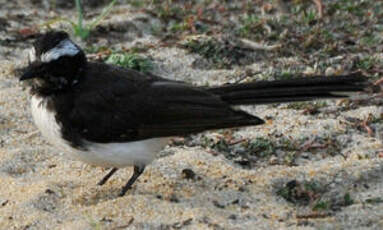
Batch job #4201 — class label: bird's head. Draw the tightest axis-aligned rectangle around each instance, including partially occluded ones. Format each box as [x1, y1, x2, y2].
[20, 31, 87, 93]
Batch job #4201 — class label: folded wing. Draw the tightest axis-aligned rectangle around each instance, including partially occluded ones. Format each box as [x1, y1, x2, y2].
[69, 66, 263, 143]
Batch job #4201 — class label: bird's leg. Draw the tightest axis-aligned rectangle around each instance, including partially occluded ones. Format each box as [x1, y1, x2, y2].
[97, 167, 118, 186]
[119, 165, 145, 196]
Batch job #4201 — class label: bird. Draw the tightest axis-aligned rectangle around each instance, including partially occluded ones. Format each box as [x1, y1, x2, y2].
[20, 31, 376, 196]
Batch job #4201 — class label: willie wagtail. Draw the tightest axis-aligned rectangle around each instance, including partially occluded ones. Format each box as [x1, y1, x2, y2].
[20, 31, 377, 196]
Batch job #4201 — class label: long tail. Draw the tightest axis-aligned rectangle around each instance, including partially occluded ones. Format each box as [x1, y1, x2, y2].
[208, 73, 377, 105]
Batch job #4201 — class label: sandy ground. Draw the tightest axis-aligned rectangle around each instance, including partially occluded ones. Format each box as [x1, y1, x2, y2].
[1, 1, 383, 229]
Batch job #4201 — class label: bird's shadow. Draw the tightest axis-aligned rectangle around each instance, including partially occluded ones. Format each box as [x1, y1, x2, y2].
[72, 184, 137, 206]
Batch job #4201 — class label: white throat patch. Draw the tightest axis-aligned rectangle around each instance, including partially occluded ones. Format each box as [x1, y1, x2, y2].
[40, 39, 80, 63]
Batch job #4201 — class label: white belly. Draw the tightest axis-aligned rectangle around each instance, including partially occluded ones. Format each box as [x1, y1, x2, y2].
[31, 96, 169, 168]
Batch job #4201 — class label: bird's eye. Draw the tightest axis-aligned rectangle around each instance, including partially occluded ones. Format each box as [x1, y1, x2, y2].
[55, 38, 62, 44]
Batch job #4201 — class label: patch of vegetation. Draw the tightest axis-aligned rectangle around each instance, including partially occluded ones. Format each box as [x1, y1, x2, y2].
[246, 137, 275, 158]
[263, 68, 310, 82]
[359, 34, 380, 47]
[127, 0, 145, 8]
[169, 21, 189, 33]
[195, 133, 276, 168]
[371, 113, 383, 124]
[344, 192, 354, 206]
[238, 14, 263, 39]
[356, 56, 379, 71]
[237, 15, 289, 42]
[285, 101, 324, 110]
[105, 52, 153, 73]
[278, 70, 295, 80]
[72, 0, 117, 40]
[190, 131, 343, 168]
[277, 180, 323, 206]
[313, 201, 329, 211]
[180, 36, 255, 69]
[285, 101, 328, 114]
[365, 197, 383, 204]
[41, 0, 117, 40]
[128, 0, 209, 36]
[117, 0, 383, 79]
[329, 0, 368, 17]
[301, 10, 317, 26]
[277, 180, 355, 212]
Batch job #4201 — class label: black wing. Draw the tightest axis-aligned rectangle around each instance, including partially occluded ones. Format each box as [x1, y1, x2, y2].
[66, 63, 263, 143]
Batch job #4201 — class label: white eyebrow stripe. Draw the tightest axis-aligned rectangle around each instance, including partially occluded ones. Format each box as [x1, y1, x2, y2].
[40, 39, 80, 63]
[28, 47, 36, 63]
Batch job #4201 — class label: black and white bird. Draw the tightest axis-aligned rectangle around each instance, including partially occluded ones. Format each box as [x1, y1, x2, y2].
[20, 31, 375, 196]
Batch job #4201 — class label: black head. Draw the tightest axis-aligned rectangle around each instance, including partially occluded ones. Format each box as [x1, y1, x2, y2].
[20, 31, 87, 94]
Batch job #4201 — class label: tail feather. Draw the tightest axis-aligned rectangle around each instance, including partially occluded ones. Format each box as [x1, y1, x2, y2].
[208, 73, 375, 105]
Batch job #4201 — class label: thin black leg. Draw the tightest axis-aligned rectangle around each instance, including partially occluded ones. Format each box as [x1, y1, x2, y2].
[119, 165, 145, 196]
[97, 168, 118, 186]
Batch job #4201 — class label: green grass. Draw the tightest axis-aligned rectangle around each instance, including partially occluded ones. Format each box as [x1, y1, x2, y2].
[41, 0, 117, 40]
[169, 21, 189, 33]
[365, 197, 383, 204]
[247, 137, 275, 158]
[285, 101, 328, 111]
[302, 10, 317, 25]
[356, 56, 378, 70]
[238, 14, 262, 38]
[360, 35, 380, 47]
[180, 36, 249, 69]
[105, 52, 153, 73]
[73, 0, 117, 40]
[313, 201, 329, 211]
[277, 180, 322, 205]
[277, 180, 355, 211]
[344, 193, 354, 206]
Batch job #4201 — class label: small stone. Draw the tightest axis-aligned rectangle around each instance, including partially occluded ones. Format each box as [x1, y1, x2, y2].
[303, 66, 315, 75]
[269, 156, 278, 165]
[169, 194, 179, 203]
[228, 214, 237, 220]
[212, 200, 225, 209]
[1, 200, 9, 207]
[182, 168, 196, 180]
[45, 189, 55, 194]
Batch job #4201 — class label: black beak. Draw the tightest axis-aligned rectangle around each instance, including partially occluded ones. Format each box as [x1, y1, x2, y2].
[19, 62, 43, 81]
